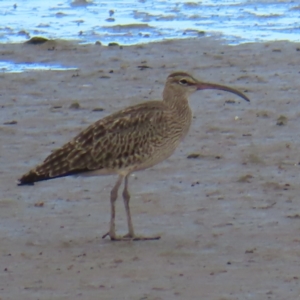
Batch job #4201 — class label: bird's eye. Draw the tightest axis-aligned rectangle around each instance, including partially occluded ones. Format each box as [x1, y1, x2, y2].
[179, 79, 188, 85]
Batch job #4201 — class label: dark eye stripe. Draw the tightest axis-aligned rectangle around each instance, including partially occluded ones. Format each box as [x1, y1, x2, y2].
[179, 79, 194, 86]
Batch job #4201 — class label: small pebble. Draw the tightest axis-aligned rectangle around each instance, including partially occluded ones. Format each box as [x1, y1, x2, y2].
[25, 36, 49, 44]
[69, 101, 80, 109]
[108, 42, 119, 47]
[276, 115, 287, 126]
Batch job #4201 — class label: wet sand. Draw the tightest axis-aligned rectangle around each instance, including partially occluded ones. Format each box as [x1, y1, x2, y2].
[1, 38, 300, 299]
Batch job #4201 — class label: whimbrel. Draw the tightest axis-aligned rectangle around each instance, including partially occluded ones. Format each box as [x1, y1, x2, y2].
[18, 72, 250, 241]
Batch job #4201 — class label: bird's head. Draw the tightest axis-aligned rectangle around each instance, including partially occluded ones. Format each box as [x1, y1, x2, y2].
[164, 71, 250, 102]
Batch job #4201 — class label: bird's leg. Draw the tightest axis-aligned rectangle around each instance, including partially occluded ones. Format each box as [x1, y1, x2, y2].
[102, 175, 160, 241]
[122, 174, 135, 238]
[102, 175, 123, 240]
[122, 175, 161, 241]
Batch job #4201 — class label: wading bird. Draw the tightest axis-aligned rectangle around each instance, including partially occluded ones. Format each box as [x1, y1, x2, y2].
[18, 72, 250, 241]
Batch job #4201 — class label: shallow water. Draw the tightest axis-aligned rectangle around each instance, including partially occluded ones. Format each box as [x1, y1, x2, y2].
[1, 0, 299, 72]
[0, 61, 78, 72]
[0, 0, 299, 45]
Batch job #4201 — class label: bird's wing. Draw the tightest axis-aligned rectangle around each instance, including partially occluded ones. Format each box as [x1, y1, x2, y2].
[18, 101, 170, 184]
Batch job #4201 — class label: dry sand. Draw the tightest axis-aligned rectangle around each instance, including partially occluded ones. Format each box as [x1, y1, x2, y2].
[1, 37, 300, 300]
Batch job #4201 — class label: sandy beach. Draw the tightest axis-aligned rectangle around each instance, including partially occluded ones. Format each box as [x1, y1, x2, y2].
[1, 37, 300, 299]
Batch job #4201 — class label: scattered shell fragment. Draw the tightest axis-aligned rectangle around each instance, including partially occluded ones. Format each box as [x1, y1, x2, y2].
[187, 153, 200, 159]
[92, 107, 104, 112]
[3, 120, 17, 125]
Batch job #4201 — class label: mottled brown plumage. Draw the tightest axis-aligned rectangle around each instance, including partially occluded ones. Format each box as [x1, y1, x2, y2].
[18, 71, 249, 241]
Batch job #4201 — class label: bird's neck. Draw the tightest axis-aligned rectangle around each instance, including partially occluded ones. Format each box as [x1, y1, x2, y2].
[163, 88, 189, 108]
[162, 89, 192, 132]
[162, 88, 190, 111]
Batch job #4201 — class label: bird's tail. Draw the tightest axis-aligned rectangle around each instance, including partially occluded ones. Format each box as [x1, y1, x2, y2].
[18, 168, 81, 185]
[18, 170, 51, 185]
[18, 143, 78, 185]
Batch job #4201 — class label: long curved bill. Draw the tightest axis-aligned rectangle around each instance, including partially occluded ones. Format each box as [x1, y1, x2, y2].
[196, 82, 250, 102]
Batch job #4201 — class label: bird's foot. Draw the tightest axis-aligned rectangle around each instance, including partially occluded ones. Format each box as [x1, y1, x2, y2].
[123, 232, 161, 241]
[102, 232, 160, 241]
